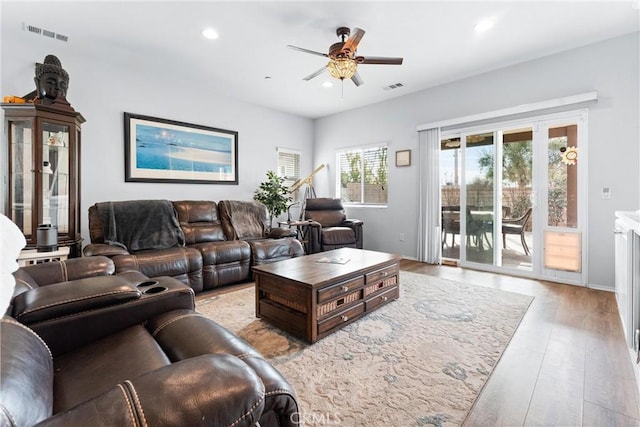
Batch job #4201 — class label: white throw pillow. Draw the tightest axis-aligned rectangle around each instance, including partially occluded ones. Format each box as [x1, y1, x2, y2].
[0, 214, 26, 314]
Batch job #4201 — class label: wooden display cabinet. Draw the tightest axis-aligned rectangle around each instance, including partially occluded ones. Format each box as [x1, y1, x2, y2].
[2, 103, 85, 257]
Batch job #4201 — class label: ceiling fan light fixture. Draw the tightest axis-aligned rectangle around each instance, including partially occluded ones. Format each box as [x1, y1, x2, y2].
[327, 57, 358, 80]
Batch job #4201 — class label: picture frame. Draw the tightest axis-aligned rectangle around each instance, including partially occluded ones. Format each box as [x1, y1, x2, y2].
[124, 112, 238, 184]
[395, 149, 411, 167]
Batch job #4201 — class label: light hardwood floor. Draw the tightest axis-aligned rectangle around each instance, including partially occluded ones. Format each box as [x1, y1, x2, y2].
[400, 259, 640, 427]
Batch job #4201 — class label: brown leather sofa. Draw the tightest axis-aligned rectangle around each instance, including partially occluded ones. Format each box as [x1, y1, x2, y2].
[2, 257, 299, 426]
[303, 198, 363, 253]
[84, 200, 304, 293]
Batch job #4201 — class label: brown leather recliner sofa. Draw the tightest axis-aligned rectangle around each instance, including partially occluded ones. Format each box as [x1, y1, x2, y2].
[2, 256, 299, 426]
[84, 200, 304, 293]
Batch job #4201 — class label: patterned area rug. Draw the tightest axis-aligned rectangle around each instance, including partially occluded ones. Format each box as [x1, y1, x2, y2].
[196, 271, 533, 427]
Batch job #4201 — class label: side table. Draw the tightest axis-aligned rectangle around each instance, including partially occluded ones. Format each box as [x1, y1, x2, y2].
[17, 247, 71, 267]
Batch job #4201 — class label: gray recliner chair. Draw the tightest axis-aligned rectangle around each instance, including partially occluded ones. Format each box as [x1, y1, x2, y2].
[303, 198, 363, 254]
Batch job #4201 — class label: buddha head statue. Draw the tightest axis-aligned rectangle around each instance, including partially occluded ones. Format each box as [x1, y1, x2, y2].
[34, 54, 69, 103]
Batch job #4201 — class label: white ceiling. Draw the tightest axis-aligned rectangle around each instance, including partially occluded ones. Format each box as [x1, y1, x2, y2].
[2, 1, 639, 119]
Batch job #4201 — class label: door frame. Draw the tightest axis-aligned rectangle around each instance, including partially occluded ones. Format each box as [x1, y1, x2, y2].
[534, 110, 588, 285]
[440, 108, 588, 285]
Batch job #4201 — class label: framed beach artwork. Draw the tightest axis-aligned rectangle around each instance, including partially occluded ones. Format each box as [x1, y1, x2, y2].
[124, 113, 238, 184]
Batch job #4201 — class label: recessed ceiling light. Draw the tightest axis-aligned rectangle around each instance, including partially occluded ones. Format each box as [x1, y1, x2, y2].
[202, 28, 219, 40]
[474, 19, 494, 33]
[322, 81, 333, 88]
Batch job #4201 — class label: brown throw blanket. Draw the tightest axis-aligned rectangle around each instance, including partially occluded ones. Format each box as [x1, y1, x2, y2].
[220, 200, 268, 240]
[96, 200, 185, 251]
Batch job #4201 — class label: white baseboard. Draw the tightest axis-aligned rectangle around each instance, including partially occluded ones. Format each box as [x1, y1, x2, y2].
[587, 283, 614, 292]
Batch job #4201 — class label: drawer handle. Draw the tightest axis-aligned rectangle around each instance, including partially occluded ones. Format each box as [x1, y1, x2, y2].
[381, 296, 388, 302]
[341, 315, 349, 322]
[382, 271, 388, 276]
[341, 286, 349, 292]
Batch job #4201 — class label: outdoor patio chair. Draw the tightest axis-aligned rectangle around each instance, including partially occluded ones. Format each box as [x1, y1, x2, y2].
[441, 206, 486, 249]
[502, 207, 533, 255]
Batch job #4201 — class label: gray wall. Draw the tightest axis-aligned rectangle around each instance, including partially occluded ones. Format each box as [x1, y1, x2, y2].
[1, 28, 315, 245]
[313, 32, 639, 290]
[2, 17, 637, 289]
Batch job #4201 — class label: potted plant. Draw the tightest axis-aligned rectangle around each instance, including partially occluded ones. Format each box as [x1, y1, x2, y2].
[254, 170, 292, 229]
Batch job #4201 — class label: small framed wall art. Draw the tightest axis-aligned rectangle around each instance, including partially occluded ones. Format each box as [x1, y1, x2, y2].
[395, 149, 411, 167]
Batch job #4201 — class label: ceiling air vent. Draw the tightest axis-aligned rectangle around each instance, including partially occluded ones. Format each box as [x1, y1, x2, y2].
[22, 23, 69, 43]
[383, 83, 405, 91]
[26, 25, 41, 35]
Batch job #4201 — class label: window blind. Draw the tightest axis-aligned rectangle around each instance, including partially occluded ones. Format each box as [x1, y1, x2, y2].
[337, 145, 387, 205]
[277, 148, 301, 187]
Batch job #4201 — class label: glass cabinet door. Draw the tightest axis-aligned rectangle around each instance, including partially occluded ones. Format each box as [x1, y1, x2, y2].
[41, 122, 70, 235]
[9, 119, 34, 239]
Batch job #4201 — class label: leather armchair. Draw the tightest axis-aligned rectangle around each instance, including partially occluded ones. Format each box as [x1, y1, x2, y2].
[303, 198, 363, 253]
[2, 258, 300, 426]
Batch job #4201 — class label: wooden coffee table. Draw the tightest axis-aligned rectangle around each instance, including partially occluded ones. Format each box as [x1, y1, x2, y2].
[252, 248, 401, 343]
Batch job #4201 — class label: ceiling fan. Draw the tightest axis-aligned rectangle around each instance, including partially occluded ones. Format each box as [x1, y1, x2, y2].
[287, 27, 403, 87]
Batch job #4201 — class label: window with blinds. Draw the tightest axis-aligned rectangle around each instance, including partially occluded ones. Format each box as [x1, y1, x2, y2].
[277, 148, 301, 187]
[336, 145, 388, 205]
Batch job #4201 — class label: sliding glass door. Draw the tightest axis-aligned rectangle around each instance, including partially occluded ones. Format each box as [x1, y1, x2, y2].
[500, 128, 534, 270]
[464, 131, 495, 266]
[440, 110, 586, 285]
[441, 128, 533, 270]
[441, 140, 461, 260]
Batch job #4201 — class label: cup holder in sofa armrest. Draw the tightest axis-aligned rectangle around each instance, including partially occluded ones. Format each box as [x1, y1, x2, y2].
[12, 276, 141, 325]
[137, 280, 160, 288]
[143, 286, 168, 294]
[136, 280, 167, 294]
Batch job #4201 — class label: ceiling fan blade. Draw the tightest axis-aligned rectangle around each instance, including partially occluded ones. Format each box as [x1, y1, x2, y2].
[287, 45, 328, 58]
[342, 27, 365, 54]
[358, 56, 404, 65]
[303, 66, 327, 81]
[351, 72, 364, 87]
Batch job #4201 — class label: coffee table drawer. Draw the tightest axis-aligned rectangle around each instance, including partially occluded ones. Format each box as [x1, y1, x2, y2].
[364, 273, 398, 298]
[365, 286, 399, 312]
[318, 302, 365, 335]
[317, 289, 363, 318]
[365, 263, 398, 285]
[317, 276, 364, 304]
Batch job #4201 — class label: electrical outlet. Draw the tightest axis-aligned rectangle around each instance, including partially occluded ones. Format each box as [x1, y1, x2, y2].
[399, 233, 405, 241]
[602, 187, 611, 199]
